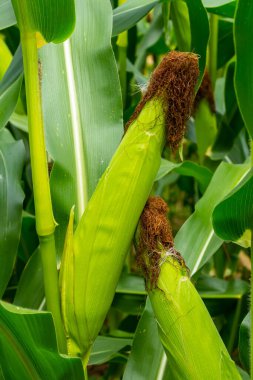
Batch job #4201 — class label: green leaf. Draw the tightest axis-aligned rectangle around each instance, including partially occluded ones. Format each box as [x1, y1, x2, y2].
[217, 20, 234, 69]
[194, 100, 217, 162]
[212, 170, 253, 248]
[14, 249, 44, 309]
[196, 275, 249, 300]
[156, 159, 212, 193]
[39, 0, 123, 250]
[123, 298, 167, 380]
[203, 0, 236, 18]
[89, 336, 132, 365]
[174, 161, 250, 274]
[0, 0, 16, 30]
[171, 0, 191, 51]
[0, 301, 84, 379]
[116, 272, 145, 295]
[234, 0, 253, 139]
[239, 312, 250, 373]
[0, 46, 23, 130]
[11, 0, 75, 43]
[0, 77, 22, 130]
[0, 130, 25, 298]
[212, 60, 244, 159]
[112, 0, 161, 37]
[185, 0, 209, 87]
[171, 0, 209, 87]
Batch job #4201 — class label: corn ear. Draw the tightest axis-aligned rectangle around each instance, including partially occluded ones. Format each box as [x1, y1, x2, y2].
[149, 255, 241, 379]
[60, 52, 199, 363]
[137, 197, 241, 380]
[61, 99, 166, 359]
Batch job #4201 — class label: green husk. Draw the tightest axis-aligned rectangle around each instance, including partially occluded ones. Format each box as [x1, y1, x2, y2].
[137, 197, 241, 380]
[60, 51, 199, 364]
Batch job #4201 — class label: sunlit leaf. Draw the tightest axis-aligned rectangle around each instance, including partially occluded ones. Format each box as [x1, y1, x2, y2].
[11, 0, 75, 43]
[89, 336, 132, 365]
[156, 159, 212, 193]
[40, 0, 123, 251]
[112, 0, 161, 36]
[0, 0, 16, 30]
[203, 0, 236, 18]
[175, 162, 250, 275]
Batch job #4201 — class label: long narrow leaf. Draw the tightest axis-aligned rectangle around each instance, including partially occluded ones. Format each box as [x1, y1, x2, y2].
[234, 0, 253, 139]
[0, 301, 84, 379]
[0, 129, 25, 297]
[212, 170, 253, 247]
[40, 0, 123, 250]
[11, 0, 75, 43]
[175, 161, 250, 274]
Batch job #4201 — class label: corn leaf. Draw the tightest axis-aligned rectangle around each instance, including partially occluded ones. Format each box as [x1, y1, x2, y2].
[112, 0, 162, 36]
[174, 161, 250, 275]
[89, 336, 132, 365]
[234, 0, 253, 139]
[123, 298, 167, 380]
[185, 0, 209, 87]
[0, 130, 25, 298]
[0, 46, 23, 130]
[0, 0, 16, 30]
[0, 301, 84, 379]
[156, 159, 212, 193]
[11, 0, 75, 43]
[212, 170, 253, 248]
[203, 0, 236, 18]
[239, 312, 250, 373]
[39, 0, 123, 250]
[14, 249, 44, 309]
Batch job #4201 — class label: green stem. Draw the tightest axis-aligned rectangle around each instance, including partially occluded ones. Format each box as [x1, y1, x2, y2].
[21, 32, 66, 352]
[208, 14, 218, 88]
[82, 348, 91, 379]
[40, 234, 66, 352]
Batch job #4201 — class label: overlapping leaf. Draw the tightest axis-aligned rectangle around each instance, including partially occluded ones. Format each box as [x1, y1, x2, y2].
[234, 0, 253, 139]
[112, 0, 162, 36]
[40, 0, 123, 251]
[174, 162, 250, 275]
[212, 170, 253, 247]
[0, 129, 25, 298]
[0, 301, 84, 379]
[156, 158, 212, 193]
[123, 298, 167, 380]
[11, 0, 75, 43]
[0, 46, 23, 130]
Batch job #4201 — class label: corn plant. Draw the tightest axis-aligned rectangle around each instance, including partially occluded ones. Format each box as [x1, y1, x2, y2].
[0, 0, 252, 379]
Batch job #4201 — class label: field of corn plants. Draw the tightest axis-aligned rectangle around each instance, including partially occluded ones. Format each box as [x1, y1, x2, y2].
[0, 0, 252, 379]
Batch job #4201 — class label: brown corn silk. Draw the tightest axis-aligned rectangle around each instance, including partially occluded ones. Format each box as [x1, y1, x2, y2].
[126, 51, 199, 150]
[137, 196, 186, 288]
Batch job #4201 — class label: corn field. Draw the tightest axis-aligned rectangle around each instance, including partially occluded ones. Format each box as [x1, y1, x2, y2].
[0, 0, 252, 379]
